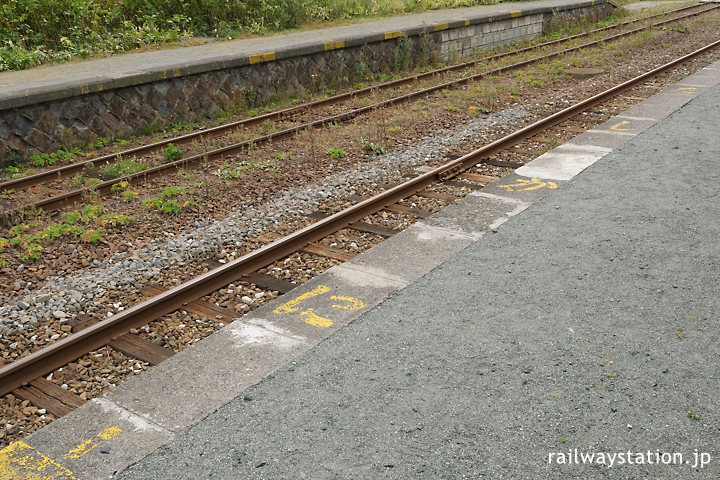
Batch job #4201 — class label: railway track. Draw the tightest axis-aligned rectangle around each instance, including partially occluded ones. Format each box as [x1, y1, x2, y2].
[1, 2, 717, 218]
[1, 37, 719, 427]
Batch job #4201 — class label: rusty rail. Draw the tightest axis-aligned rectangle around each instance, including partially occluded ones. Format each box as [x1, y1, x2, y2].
[5, 2, 718, 219]
[1, 37, 718, 396]
[0, 2, 714, 199]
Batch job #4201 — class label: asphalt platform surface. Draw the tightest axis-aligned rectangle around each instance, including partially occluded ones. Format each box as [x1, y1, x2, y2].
[115, 73, 720, 478]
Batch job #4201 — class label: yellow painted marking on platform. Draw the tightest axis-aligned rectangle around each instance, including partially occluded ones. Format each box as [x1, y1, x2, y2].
[274, 285, 331, 314]
[676, 87, 697, 94]
[511, 10, 523, 17]
[80, 86, 90, 95]
[248, 51, 276, 64]
[97, 84, 104, 92]
[324, 40, 345, 51]
[330, 296, 366, 311]
[299, 308, 334, 328]
[173, 68, 182, 77]
[454, 18, 471, 26]
[497, 178, 558, 192]
[610, 120, 632, 131]
[63, 426, 122, 461]
[433, 23, 449, 31]
[0, 442, 78, 480]
[385, 31, 403, 40]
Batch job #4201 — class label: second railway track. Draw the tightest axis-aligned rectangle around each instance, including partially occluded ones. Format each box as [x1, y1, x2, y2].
[1, 2, 718, 218]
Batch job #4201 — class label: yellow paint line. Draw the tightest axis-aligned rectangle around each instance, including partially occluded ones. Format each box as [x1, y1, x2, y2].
[454, 18, 470, 26]
[330, 295, 365, 311]
[299, 308, 333, 327]
[511, 10, 523, 18]
[610, 120, 632, 131]
[497, 178, 557, 192]
[0, 442, 78, 480]
[324, 40, 345, 51]
[248, 51, 276, 64]
[433, 23, 449, 31]
[384, 31, 402, 40]
[676, 87, 697, 94]
[274, 285, 331, 314]
[63, 426, 122, 461]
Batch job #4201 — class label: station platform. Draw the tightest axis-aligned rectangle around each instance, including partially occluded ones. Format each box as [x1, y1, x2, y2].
[2, 40, 719, 480]
[0, 0, 597, 110]
[0, 0, 614, 166]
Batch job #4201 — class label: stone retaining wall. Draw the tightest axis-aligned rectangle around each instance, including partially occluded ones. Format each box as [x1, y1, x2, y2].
[0, 2, 613, 167]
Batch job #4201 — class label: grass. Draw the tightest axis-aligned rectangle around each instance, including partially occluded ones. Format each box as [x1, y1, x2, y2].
[142, 184, 205, 214]
[0, 204, 133, 263]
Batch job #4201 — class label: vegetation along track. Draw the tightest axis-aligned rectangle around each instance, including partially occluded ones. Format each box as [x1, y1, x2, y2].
[1, 35, 720, 448]
[0, 2, 717, 218]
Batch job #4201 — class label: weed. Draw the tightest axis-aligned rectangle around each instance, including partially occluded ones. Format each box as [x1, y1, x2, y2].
[72, 174, 86, 187]
[92, 137, 109, 149]
[688, 409, 701, 420]
[121, 190, 138, 202]
[29, 146, 83, 168]
[101, 157, 147, 178]
[3, 204, 133, 261]
[163, 143, 182, 163]
[274, 151, 292, 161]
[675, 327, 687, 339]
[111, 181, 130, 193]
[328, 148, 347, 159]
[178, 168, 197, 181]
[85, 177, 102, 189]
[360, 138, 385, 155]
[445, 106, 459, 112]
[394, 34, 411, 71]
[213, 160, 275, 179]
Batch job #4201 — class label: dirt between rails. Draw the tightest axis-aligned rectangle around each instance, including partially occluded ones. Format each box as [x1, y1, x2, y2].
[1, 8, 720, 448]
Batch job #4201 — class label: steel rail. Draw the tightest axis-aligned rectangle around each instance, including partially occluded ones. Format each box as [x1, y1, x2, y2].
[4, 3, 717, 220]
[0, 2, 712, 195]
[1, 37, 718, 397]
